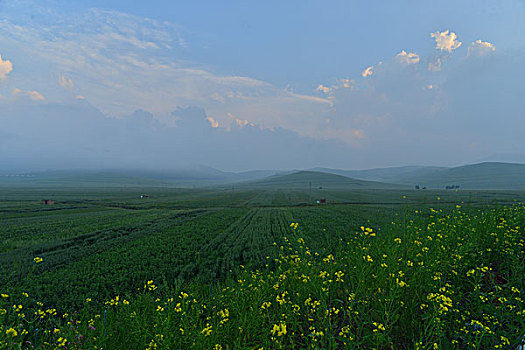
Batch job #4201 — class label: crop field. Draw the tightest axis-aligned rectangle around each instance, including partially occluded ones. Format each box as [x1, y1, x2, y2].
[1, 185, 524, 349]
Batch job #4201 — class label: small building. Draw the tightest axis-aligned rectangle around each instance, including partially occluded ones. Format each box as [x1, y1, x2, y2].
[42, 199, 55, 205]
[319, 198, 326, 204]
[140, 194, 149, 199]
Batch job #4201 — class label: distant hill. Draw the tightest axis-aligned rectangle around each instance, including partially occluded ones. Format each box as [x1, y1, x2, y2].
[310, 166, 448, 183]
[240, 170, 406, 189]
[119, 167, 277, 183]
[396, 162, 525, 189]
[0, 170, 170, 187]
[4, 162, 525, 190]
[0, 167, 278, 188]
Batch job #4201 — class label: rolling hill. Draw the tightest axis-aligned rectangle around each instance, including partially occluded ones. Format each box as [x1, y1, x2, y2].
[396, 162, 525, 189]
[310, 166, 448, 183]
[239, 170, 407, 189]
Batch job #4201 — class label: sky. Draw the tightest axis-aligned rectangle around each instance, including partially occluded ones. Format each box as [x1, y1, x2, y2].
[1, 0, 525, 172]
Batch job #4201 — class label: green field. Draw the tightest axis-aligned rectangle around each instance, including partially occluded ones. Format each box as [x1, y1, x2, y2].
[1, 181, 524, 349]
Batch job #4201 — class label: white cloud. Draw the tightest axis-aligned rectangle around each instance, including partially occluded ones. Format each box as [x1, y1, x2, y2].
[0, 54, 13, 79]
[362, 65, 374, 77]
[58, 73, 74, 90]
[12, 88, 45, 101]
[1, 2, 513, 161]
[430, 30, 462, 52]
[467, 40, 496, 57]
[206, 116, 219, 128]
[0, 7, 333, 143]
[396, 50, 420, 65]
[316, 84, 332, 94]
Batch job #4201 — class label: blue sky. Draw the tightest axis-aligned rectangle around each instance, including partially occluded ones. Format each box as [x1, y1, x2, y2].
[1, 1, 525, 171]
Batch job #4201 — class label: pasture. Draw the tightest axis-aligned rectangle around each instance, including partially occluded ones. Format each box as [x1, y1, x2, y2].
[1, 184, 524, 348]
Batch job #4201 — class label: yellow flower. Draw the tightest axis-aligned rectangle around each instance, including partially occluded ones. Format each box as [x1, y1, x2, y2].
[174, 302, 182, 312]
[335, 271, 344, 282]
[373, 322, 386, 332]
[57, 337, 67, 347]
[394, 238, 401, 244]
[145, 280, 157, 291]
[33, 257, 43, 263]
[396, 279, 407, 287]
[261, 301, 271, 309]
[363, 255, 373, 262]
[6, 328, 18, 337]
[271, 322, 287, 337]
[276, 291, 288, 305]
[201, 324, 212, 336]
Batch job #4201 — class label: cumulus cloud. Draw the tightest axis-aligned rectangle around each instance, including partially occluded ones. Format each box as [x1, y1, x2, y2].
[12, 88, 45, 101]
[0, 53, 13, 79]
[431, 30, 462, 52]
[467, 40, 496, 57]
[395, 50, 420, 65]
[58, 73, 74, 90]
[361, 65, 374, 77]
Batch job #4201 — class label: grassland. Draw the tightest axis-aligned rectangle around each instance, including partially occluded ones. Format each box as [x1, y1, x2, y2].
[0, 182, 524, 349]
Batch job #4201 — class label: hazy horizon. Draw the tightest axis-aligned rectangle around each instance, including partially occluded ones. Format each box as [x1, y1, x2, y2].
[1, 1, 524, 172]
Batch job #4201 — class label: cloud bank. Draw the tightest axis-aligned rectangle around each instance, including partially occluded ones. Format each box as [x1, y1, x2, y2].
[0, 0, 523, 171]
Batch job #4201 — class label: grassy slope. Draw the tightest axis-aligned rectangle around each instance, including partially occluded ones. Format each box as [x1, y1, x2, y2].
[311, 165, 449, 183]
[239, 170, 408, 190]
[397, 162, 525, 189]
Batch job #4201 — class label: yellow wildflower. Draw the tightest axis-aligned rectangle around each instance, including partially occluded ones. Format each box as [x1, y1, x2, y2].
[6, 328, 17, 337]
[271, 322, 287, 337]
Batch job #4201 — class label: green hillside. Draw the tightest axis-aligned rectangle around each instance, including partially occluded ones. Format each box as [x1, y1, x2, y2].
[240, 170, 407, 189]
[398, 162, 525, 189]
[311, 166, 448, 183]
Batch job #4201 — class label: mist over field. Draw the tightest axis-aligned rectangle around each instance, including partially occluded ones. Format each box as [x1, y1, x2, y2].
[1, 0, 524, 172]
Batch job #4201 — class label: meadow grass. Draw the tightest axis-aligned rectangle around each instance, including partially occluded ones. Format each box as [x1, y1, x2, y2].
[1, 203, 524, 349]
